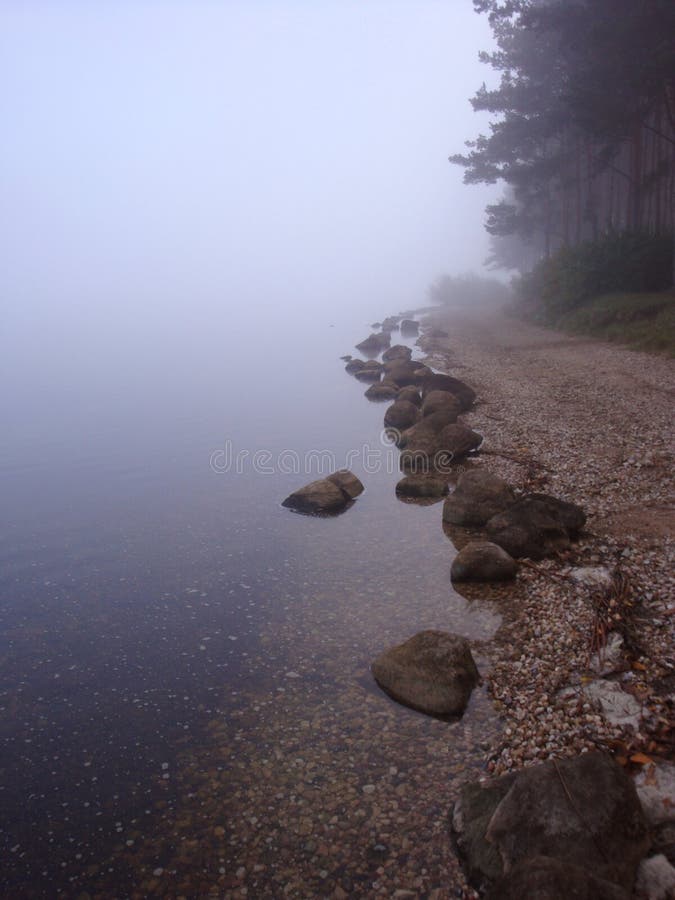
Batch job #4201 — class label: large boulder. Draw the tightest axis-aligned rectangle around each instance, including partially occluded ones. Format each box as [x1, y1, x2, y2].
[451, 541, 517, 581]
[372, 630, 479, 717]
[282, 470, 363, 514]
[486, 493, 586, 559]
[383, 359, 431, 387]
[355, 332, 391, 355]
[395, 474, 449, 498]
[454, 753, 650, 894]
[381, 315, 400, 332]
[443, 470, 516, 527]
[399, 410, 459, 447]
[421, 390, 462, 420]
[437, 423, 483, 460]
[487, 857, 630, 900]
[382, 344, 412, 362]
[364, 381, 399, 401]
[384, 400, 421, 431]
[420, 373, 476, 410]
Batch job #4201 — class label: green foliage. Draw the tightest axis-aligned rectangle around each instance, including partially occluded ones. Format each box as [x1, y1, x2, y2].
[513, 232, 674, 320]
[428, 271, 512, 308]
[557, 291, 675, 357]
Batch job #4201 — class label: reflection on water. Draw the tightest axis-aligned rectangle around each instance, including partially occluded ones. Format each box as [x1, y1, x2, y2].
[0, 314, 500, 897]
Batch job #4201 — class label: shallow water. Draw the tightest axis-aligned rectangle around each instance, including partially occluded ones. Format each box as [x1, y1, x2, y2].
[0, 309, 500, 897]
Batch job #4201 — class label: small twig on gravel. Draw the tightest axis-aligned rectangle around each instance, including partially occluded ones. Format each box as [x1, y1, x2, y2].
[519, 559, 570, 583]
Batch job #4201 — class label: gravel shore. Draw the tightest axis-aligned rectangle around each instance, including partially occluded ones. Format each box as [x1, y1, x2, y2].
[420, 307, 675, 778]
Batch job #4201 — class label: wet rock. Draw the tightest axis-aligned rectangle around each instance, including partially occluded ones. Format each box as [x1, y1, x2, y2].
[451, 541, 517, 582]
[486, 493, 586, 559]
[381, 315, 400, 331]
[364, 381, 399, 401]
[372, 630, 479, 717]
[354, 361, 384, 382]
[395, 475, 449, 498]
[355, 332, 391, 355]
[487, 856, 630, 900]
[282, 471, 363, 513]
[396, 386, 422, 407]
[485, 753, 649, 890]
[382, 344, 412, 362]
[442, 469, 516, 527]
[345, 358, 368, 374]
[420, 373, 476, 410]
[384, 360, 426, 388]
[326, 470, 364, 499]
[384, 400, 421, 431]
[437, 423, 483, 460]
[420, 390, 462, 420]
[400, 319, 419, 336]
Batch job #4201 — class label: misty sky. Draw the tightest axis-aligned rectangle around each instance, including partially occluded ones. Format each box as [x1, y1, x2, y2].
[2, 1, 499, 354]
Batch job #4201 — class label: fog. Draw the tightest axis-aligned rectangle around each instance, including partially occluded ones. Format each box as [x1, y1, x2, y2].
[2, 1, 498, 370]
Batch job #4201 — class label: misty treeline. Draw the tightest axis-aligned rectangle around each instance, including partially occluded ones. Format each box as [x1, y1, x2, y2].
[451, 0, 675, 322]
[427, 272, 511, 308]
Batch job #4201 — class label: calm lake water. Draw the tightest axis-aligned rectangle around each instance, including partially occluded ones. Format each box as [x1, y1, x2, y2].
[0, 307, 500, 897]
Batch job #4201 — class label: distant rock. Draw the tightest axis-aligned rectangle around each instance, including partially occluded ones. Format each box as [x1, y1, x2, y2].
[383, 360, 425, 387]
[372, 630, 479, 717]
[364, 381, 399, 401]
[345, 358, 368, 374]
[442, 469, 516, 527]
[420, 373, 476, 410]
[282, 470, 363, 514]
[421, 390, 462, 420]
[381, 315, 400, 332]
[354, 361, 383, 382]
[384, 400, 421, 431]
[355, 332, 391, 355]
[437, 423, 483, 460]
[400, 318, 419, 336]
[486, 493, 586, 559]
[451, 541, 517, 581]
[382, 344, 412, 362]
[395, 474, 449, 498]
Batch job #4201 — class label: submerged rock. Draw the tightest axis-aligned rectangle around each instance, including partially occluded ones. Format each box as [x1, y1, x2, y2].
[372, 630, 479, 717]
[282, 470, 363, 514]
[451, 541, 517, 581]
[443, 469, 516, 527]
[486, 493, 586, 559]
